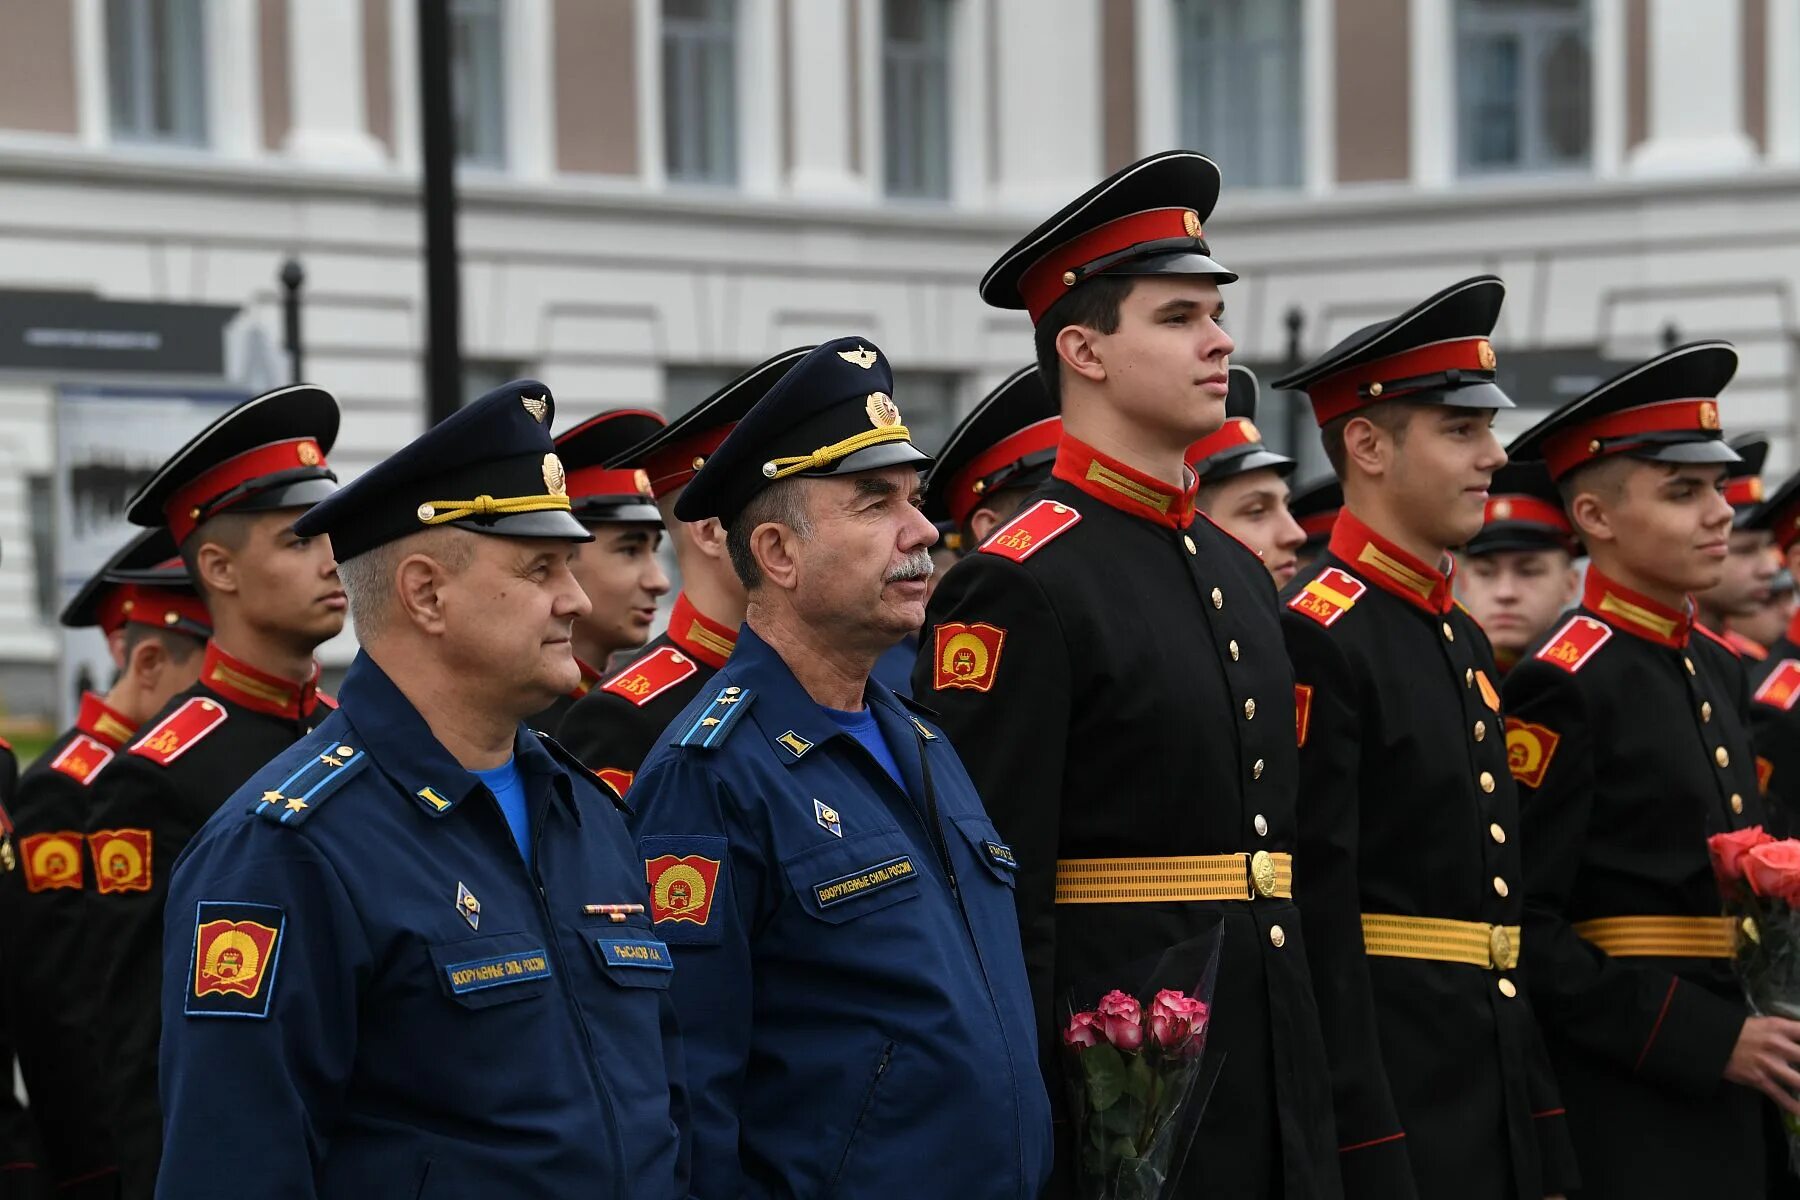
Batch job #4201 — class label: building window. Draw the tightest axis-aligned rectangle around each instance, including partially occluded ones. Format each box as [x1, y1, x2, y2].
[1175, 0, 1302, 189]
[883, 0, 952, 200]
[105, 0, 208, 146]
[452, 0, 507, 167]
[663, 0, 738, 185]
[1457, 0, 1591, 174]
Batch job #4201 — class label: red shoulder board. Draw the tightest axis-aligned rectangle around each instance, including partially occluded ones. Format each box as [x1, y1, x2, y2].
[1534, 615, 1612, 674]
[129, 696, 229, 766]
[1696, 624, 1739, 656]
[48, 733, 116, 786]
[1287, 567, 1367, 629]
[602, 646, 698, 707]
[979, 499, 1081, 563]
[1727, 630, 1770, 661]
[315, 691, 339, 710]
[1754, 660, 1800, 712]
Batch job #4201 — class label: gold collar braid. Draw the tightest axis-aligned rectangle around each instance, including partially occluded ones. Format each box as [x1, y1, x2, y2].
[761, 426, 913, 481]
[416, 494, 573, 525]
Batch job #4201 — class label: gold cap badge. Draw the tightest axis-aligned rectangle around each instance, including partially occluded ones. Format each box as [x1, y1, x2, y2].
[866, 392, 901, 428]
[634, 469, 652, 494]
[1477, 340, 1497, 371]
[297, 441, 321, 466]
[1700, 401, 1721, 430]
[522, 395, 549, 423]
[1491, 498, 1513, 520]
[1183, 210, 1201, 238]
[838, 346, 878, 370]
[542, 453, 567, 496]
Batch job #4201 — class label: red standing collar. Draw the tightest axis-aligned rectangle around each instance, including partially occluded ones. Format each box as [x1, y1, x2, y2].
[666, 592, 737, 670]
[201, 642, 323, 720]
[76, 692, 139, 749]
[1050, 433, 1197, 530]
[1583, 567, 1692, 649]
[1327, 509, 1456, 615]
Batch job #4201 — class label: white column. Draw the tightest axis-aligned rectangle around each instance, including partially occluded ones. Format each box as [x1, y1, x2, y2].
[1408, 0, 1453, 187]
[207, 0, 262, 160]
[633, 0, 665, 186]
[738, 0, 781, 196]
[282, 0, 386, 167]
[390, 0, 420, 171]
[948, 0, 991, 206]
[1628, 0, 1755, 175]
[990, 0, 1100, 209]
[73, 0, 107, 147]
[1302, 0, 1335, 194]
[1766, 0, 1800, 165]
[785, 0, 867, 198]
[1591, 0, 1625, 177]
[1133, 0, 1177, 156]
[506, 0, 554, 179]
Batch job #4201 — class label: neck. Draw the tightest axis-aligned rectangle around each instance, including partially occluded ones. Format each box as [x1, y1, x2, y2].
[208, 608, 318, 684]
[674, 554, 747, 629]
[1061, 394, 1191, 490]
[1587, 552, 1690, 614]
[746, 599, 880, 711]
[364, 640, 520, 771]
[102, 677, 157, 729]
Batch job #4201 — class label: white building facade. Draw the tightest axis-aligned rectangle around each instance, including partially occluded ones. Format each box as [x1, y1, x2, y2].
[0, 0, 1795, 713]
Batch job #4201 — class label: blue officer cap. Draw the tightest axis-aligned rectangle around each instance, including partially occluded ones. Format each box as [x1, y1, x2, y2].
[674, 337, 933, 524]
[294, 379, 592, 561]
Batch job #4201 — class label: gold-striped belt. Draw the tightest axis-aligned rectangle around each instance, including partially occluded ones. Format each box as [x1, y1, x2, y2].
[1573, 915, 1737, 959]
[1054, 851, 1292, 904]
[1361, 913, 1521, 970]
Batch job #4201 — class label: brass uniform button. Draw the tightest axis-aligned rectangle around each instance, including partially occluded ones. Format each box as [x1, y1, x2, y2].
[1493, 875, 1509, 898]
[1184, 534, 1198, 555]
[1489, 822, 1506, 844]
[1702, 701, 1713, 723]
[1269, 924, 1286, 948]
[1244, 698, 1256, 720]
[1442, 622, 1455, 641]
[1685, 657, 1696, 676]
[1498, 977, 1517, 998]
[1466, 668, 1474, 687]
[1479, 771, 1496, 793]
[1473, 720, 1486, 742]
[1211, 587, 1224, 609]
[1731, 793, 1745, 814]
[1252, 758, 1265, 779]
[1229, 639, 1240, 661]
[1254, 813, 1269, 837]
[1715, 746, 1730, 768]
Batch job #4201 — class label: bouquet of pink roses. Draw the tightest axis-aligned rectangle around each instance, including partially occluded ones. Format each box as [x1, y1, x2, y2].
[1060, 934, 1222, 1199]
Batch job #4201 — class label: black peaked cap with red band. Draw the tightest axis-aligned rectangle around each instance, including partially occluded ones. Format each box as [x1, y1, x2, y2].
[1288, 475, 1342, 551]
[1463, 461, 1577, 558]
[979, 151, 1236, 323]
[1274, 276, 1513, 425]
[1505, 341, 1740, 483]
[59, 526, 211, 638]
[1724, 432, 1769, 528]
[554, 408, 667, 525]
[126, 384, 340, 542]
[615, 347, 812, 501]
[923, 365, 1060, 527]
[1187, 365, 1295, 483]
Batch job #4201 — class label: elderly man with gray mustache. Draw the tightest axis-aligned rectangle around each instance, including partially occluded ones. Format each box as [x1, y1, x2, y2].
[623, 337, 1052, 1198]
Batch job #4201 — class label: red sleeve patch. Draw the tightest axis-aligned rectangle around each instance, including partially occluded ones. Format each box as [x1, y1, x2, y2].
[1287, 567, 1367, 628]
[601, 646, 698, 707]
[1754, 660, 1800, 712]
[978, 499, 1081, 563]
[1534, 615, 1612, 674]
[19, 832, 84, 893]
[1504, 718, 1561, 789]
[646, 853, 721, 926]
[595, 767, 635, 797]
[48, 733, 116, 786]
[933, 622, 1006, 692]
[87, 829, 153, 894]
[1294, 683, 1314, 748]
[130, 696, 228, 766]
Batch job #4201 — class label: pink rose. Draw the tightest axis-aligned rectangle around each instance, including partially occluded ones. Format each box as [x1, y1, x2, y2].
[1709, 826, 1774, 885]
[1063, 1010, 1102, 1048]
[1745, 840, 1800, 906]
[1149, 989, 1209, 1054]
[1095, 989, 1144, 1052]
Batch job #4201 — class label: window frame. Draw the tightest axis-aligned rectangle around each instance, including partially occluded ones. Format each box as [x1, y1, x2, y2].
[1173, 0, 1304, 191]
[662, 0, 741, 187]
[1454, 0, 1594, 177]
[881, 0, 954, 201]
[105, 0, 209, 148]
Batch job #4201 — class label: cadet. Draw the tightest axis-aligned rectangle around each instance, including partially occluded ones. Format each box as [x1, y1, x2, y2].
[922, 364, 1061, 551]
[1698, 433, 1777, 658]
[531, 407, 670, 731]
[83, 386, 343, 1196]
[1289, 475, 1343, 574]
[157, 382, 686, 1200]
[1456, 463, 1581, 675]
[1503, 343, 1793, 1197]
[1743, 470, 1800, 819]
[0, 717, 50, 1200]
[2, 529, 209, 1194]
[1276, 278, 1573, 1200]
[627, 338, 1051, 1198]
[914, 151, 1340, 1199]
[1190, 365, 1307, 587]
[559, 350, 806, 794]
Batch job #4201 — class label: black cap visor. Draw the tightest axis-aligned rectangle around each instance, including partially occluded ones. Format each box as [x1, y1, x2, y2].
[1195, 447, 1296, 484]
[574, 500, 664, 526]
[1388, 379, 1514, 411]
[1097, 246, 1237, 288]
[1464, 529, 1578, 558]
[1625, 436, 1742, 467]
[809, 442, 934, 478]
[451, 509, 594, 543]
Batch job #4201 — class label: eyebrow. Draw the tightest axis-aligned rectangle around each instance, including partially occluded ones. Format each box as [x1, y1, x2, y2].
[611, 529, 653, 545]
[853, 476, 899, 499]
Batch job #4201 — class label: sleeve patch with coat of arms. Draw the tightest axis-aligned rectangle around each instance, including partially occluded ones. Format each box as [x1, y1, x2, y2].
[1504, 718, 1561, 788]
[185, 900, 286, 1019]
[933, 622, 1006, 692]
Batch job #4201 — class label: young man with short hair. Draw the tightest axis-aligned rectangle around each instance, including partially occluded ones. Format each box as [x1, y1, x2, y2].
[1457, 463, 1582, 674]
[1504, 343, 1793, 1197]
[1278, 277, 1572, 1200]
[1698, 433, 1777, 658]
[83, 386, 343, 1197]
[1190, 365, 1307, 587]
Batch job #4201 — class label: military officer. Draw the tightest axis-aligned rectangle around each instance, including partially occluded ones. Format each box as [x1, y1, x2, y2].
[1190, 365, 1307, 587]
[1, 530, 210, 1195]
[157, 381, 686, 1199]
[1503, 343, 1795, 1197]
[559, 350, 807, 795]
[1276, 277, 1574, 1200]
[530, 407, 670, 731]
[82, 386, 343, 1197]
[1741, 469, 1800, 822]
[913, 151, 1340, 1199]
[1289, 475, 1343, 574]
[627, 338, 1051, 1198]
[1698, 433, 1777, 658]
[1456, 463, 1582, 675]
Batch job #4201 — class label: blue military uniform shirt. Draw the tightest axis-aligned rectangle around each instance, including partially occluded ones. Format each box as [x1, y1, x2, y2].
[155, 653, 687, 1200]
[629, 625, 1051, 1198]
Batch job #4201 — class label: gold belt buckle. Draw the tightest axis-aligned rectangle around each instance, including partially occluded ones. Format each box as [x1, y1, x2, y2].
[1488, 924, 1512, 970]
[1250, 850, 1277, 899]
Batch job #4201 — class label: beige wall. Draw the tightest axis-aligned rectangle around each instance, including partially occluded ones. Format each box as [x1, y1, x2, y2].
[365, 0, 393, 152]
[261, 0, 291, 150]
[1626, 0, 1646, 150]
[1101, 0, 1137, 172]
[0, 4, 78, 136]
[1335, 0, 1409, 182]
[554, 0, 638, 174]
[1742, 0, 1766, 153]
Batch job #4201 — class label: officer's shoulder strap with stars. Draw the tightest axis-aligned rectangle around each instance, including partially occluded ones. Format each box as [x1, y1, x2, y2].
[673, 684, 755, 750]
[249, 736, 370, 828]
[978, 498, 1082, 563]
[1286, 565, 1367, 630]
[532, 729, 632, 814]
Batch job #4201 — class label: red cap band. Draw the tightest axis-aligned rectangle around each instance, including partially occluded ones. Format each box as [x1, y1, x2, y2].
[641, 425, 736, 499]
[1542, 398, 1721, 480]
[946, 417, 1062, 525]
[1484, 494, 1572, 534]
[1305, 337, 1497, 425]
[1020, 207, 1202, 324]
[1297, 509, 1339, 539]
[1186, 417, 1262, 472]
[566, 466, 653, 502]
[1725, 475, 1765, 507]
[166, 438, 327, 543]
[108, 585, 211, 636]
